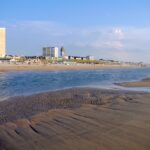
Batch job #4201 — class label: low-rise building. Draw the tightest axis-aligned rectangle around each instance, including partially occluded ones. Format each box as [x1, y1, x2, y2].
[68, 56, 87, 60]
[86, 55, 95, 60]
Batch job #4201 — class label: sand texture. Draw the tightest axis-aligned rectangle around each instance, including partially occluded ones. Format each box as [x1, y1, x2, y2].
[0, 88, 150, 150]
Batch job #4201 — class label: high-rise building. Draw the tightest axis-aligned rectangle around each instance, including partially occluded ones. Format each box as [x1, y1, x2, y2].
[60, 47, 65, 57]
[43, 47, 58, 58]
[0, 28, 6, 57]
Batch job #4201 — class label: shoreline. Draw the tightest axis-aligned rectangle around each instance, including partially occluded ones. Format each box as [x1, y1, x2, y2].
[0, 88, 150, 150]
[0, 63, 144, 72]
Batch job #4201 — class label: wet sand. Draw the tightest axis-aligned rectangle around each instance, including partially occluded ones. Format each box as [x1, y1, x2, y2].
[0, 88, 150, 150]
[117, 77, 150, 87]
[0, 64, 140, 72]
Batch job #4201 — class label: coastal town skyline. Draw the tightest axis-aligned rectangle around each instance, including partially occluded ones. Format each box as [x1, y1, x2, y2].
[1, 0, 150, 63]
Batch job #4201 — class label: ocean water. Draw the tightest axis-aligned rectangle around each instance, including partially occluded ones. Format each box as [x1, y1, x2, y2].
[0, 67, 150, 100]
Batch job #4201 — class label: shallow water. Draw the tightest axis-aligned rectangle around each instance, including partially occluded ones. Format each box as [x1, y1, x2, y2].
[0, 67, 150, 100]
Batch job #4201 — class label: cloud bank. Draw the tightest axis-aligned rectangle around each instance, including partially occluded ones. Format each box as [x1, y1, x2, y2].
[1, 21, 150, 63]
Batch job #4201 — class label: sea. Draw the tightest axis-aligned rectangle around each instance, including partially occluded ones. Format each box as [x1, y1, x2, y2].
[0, 67, 150, 100]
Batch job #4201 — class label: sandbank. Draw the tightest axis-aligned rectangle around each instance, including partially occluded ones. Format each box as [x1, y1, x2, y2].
[117, 77, 150, 87]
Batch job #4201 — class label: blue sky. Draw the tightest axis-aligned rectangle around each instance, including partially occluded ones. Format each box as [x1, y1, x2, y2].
[1, 0, 150, 62]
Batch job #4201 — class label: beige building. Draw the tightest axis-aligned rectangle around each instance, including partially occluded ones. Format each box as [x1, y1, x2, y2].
[0, 28, 6, 57]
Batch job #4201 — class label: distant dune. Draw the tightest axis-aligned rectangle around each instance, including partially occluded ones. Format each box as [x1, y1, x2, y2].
[0, 88, 150, 150]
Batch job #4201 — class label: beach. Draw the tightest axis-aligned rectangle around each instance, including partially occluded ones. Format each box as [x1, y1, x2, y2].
[0, 88, 150, 150]
[1, 1, 150, 150]
[0, 63, 141, 72]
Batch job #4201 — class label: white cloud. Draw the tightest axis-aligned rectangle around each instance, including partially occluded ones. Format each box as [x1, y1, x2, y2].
[113, 28, 124, 39]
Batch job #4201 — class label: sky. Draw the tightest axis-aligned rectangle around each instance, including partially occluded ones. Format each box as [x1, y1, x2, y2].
[1, 0, 150, 63]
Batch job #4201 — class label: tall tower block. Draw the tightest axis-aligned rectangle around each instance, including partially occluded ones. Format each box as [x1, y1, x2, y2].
[0, 28, 6, 57]
[60, 47, 65, 57]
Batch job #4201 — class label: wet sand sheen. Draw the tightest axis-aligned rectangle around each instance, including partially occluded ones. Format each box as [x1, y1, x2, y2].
[0, 88, 150, 150]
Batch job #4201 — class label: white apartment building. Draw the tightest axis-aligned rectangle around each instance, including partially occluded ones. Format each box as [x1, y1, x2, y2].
[43, 47, 58, 58]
